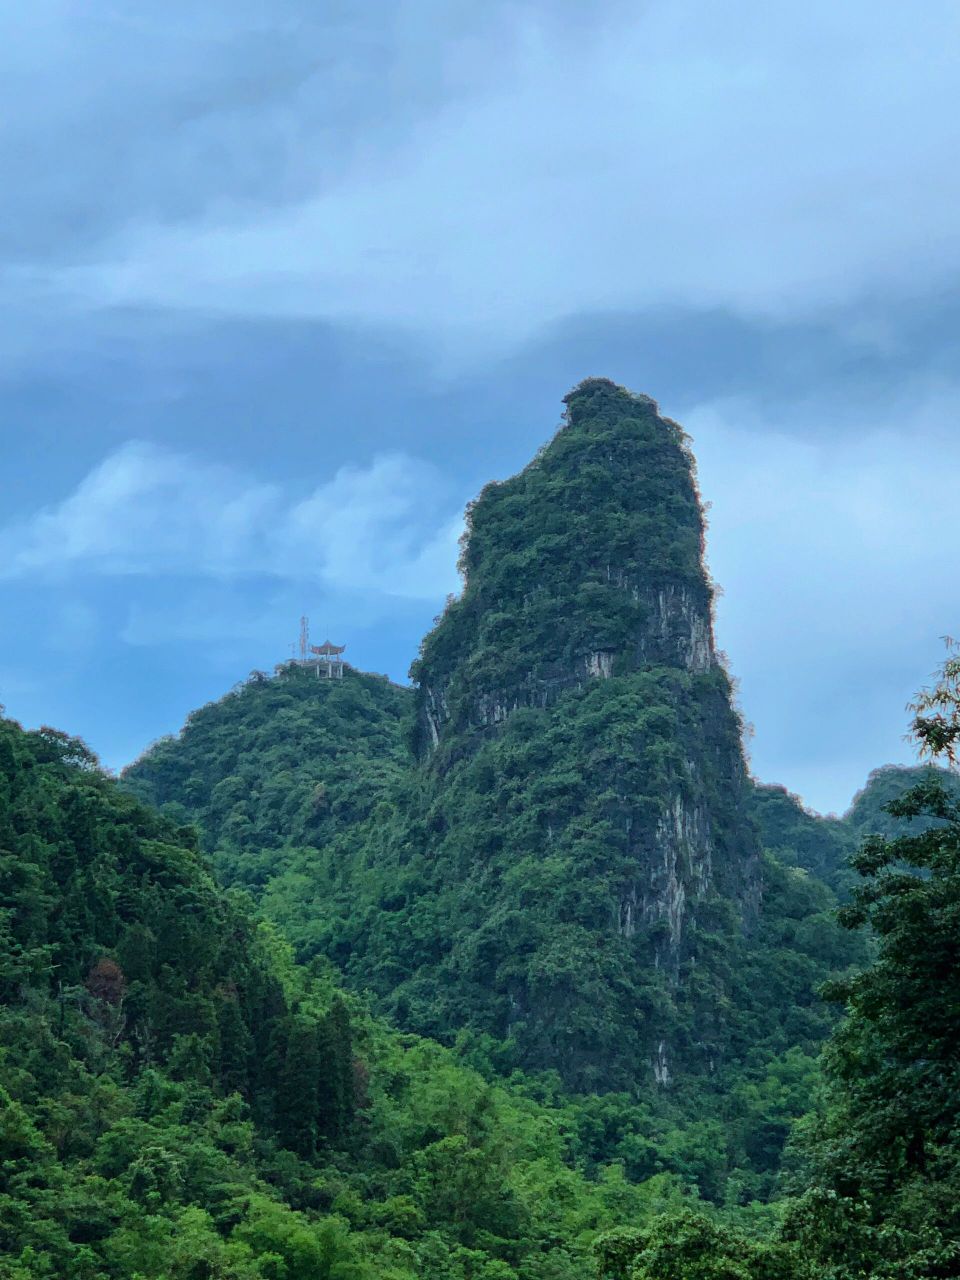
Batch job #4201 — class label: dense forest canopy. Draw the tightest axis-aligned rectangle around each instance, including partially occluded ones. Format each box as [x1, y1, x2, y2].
[2, 710, 732, 1280]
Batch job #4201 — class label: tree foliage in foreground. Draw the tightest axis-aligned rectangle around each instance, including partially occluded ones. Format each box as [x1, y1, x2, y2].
[783, 649, 960, 1277]
[596, 1208, 803, 1280]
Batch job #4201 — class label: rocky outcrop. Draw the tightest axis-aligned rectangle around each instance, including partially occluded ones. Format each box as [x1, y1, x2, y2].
[420, 581, 716, 746]
[400, 379, 762, 1087]
[635, 583, 714, 673]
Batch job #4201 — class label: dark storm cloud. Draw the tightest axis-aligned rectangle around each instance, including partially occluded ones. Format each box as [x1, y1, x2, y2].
[0, 0, 588, 262]
[10, 0, 952, 352]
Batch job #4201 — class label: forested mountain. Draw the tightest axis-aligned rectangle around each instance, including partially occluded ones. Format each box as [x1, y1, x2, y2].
[128, 383, 805, 1094]
[391, 379, 761, 1088]
[749, 764, 960, 897]
[125, 381, 867, 1194]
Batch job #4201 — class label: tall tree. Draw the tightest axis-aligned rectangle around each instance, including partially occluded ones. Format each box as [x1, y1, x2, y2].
[276, 1015, 322, 1158]
[316, 997, 354, 1141]
[596, 1209, 801, 1280]
[786, 646, 960, 1278]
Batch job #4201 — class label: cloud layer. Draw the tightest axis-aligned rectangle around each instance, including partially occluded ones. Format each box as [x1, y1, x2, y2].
[5, 2, 960, 354]
[0, 441, 463, 600]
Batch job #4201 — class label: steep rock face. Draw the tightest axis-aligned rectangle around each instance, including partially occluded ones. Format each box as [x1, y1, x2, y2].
[352, 379, 764, 1087]
[419, 579, 713, 746]
[411, 379, 757, 956]
[414, 380, 716, 750]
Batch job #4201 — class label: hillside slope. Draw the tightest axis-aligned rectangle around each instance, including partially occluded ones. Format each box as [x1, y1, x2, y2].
[125, 665, 411, 891]
[6, 709, 729, 1279]
[749, 764, 960, 897]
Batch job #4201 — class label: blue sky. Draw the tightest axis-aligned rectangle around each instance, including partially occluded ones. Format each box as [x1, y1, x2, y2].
[1, 1, 958, 812]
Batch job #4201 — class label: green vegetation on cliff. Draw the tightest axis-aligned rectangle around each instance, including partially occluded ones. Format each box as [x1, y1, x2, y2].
[125, 382, 865, 1205]
[411, 380, 712, 751]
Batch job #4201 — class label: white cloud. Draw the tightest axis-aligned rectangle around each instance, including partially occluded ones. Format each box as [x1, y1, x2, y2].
[687, 387, 960, 812]
[0, 441, 463, 600]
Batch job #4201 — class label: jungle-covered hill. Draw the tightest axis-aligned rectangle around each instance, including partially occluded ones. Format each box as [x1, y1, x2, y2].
[748, 763, 960, 897]
[123, 665, 410, 893]
[2, 709, 733, 1280]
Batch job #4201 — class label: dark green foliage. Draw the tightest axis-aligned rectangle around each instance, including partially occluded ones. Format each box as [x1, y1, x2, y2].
[216, 992, 253, 1096]
[316, 997, 355, 1140]
[784, 776, 960, 1277]
[595, 1209, 804, 1279]
[276, 1014, 324, 1157]
[316, 675, 862, 1144]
